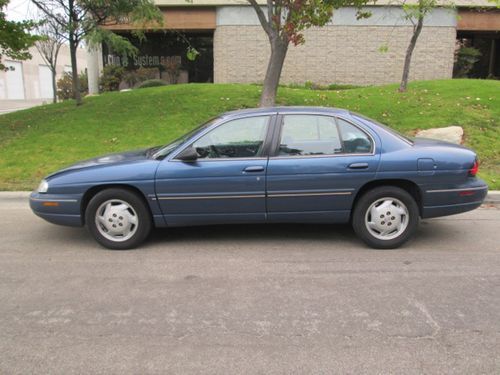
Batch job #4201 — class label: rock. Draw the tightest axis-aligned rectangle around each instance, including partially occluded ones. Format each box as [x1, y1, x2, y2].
[416, 126, 464, 144]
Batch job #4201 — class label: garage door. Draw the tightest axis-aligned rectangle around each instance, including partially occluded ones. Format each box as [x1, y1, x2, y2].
[39, 65, 54, 99]
[5, 61, 25, 100]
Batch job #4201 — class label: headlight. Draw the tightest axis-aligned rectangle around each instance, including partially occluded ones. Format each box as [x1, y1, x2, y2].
[37, 179, 49, 193]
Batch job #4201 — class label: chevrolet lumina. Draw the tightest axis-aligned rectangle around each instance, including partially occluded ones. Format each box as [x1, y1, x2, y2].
[30, 107, 488, 250]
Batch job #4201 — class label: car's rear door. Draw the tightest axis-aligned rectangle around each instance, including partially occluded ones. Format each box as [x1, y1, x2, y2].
[155, 115, 275, 226]
[266, 112, 380, 223]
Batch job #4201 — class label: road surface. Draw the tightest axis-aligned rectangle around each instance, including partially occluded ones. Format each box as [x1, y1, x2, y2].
[0, 196, 499, 374]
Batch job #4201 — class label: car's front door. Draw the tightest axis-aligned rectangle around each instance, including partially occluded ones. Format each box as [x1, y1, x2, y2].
[266, 113, 380, 223]
[155, 115, 273, 226]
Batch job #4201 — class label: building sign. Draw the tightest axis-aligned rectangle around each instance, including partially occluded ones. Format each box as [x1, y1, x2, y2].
[106, 54, 182, 68]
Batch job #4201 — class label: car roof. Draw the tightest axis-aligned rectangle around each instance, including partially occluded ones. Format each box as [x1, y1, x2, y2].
[221, 106, 350, 119]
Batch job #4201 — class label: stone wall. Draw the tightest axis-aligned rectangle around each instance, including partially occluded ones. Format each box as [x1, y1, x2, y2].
[214, 6, 457, 86]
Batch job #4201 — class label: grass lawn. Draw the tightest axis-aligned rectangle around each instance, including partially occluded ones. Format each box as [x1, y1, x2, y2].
[0, 79, 498, 190]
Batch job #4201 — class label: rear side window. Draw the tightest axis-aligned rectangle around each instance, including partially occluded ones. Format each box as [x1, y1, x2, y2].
[279, 115, 342, 156]
[337, 118, 373, 154]
[278, 115, 372, 156]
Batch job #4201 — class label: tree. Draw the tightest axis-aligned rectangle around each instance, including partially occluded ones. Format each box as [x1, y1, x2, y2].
[398, 0, 437, 92]
[247, 0, 372, 107]
[0, 0, 40, 70]
[35, 18, 65, 103]
[32, 0, 162, 105]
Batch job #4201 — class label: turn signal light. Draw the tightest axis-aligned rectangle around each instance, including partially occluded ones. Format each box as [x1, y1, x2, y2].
[42, 202, 59, 207]
[469, 159, 479, 177]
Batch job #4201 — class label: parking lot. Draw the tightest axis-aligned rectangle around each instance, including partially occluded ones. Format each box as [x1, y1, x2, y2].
[1, 196, 499, 374]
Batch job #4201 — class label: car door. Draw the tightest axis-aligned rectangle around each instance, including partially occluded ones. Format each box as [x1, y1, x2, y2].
[266, 113, 380, 223]
[155, 115, 274, 226]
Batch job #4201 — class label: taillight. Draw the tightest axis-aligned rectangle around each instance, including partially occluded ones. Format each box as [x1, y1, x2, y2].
[469, 159, 479, 177]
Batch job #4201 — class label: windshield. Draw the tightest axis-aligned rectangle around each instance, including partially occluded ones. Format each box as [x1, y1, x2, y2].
[152, 117, 220, 159]
[351, 113, 414, 145]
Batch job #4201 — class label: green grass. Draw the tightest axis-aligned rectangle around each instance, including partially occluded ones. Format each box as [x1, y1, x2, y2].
[0, 79, 498, 190]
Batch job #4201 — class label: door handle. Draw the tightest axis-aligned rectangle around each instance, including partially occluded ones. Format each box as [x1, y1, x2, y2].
[243, 166, 265, 173]
[348, 162, 369, 169]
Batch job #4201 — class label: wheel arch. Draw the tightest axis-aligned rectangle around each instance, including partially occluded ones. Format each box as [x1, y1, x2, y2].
[352, 179, 423, 218]
[80, 184, 152, 225]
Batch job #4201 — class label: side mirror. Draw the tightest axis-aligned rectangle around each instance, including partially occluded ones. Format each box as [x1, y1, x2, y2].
[176, 146, 198, 162]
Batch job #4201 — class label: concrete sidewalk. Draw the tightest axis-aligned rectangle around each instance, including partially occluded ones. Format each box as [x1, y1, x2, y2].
[3, 190, 500, 204]
[0, 99, 48, 115]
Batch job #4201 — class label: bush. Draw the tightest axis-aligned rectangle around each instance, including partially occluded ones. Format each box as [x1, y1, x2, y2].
[137, 79, 167, 89]
[123, 67, 158, 88]
[56, 71, 89, 101]
[454, 47, 481, 78]
[99, 64, 125, 92]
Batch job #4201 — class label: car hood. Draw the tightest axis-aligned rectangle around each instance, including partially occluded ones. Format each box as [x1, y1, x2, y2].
[46, 147, 155, 179]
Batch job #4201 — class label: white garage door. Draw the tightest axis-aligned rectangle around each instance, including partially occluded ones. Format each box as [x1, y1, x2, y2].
[5, 61, 25, 99]
[39, 65, 54, 99]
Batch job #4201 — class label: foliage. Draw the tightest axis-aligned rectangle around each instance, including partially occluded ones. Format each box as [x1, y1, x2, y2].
[137, 79, 167, 89]
[247, 0, 372, 106]
[99, 64, 125, 92]
[0, 0, 40, 70]
[161, 59, 181, 84]
[56, 71, 88, 100]
[0, 80, 498, 190]
[454, 46, 481, 78]
[35, 18, 65, 103]
[123, 67, 158, 87]
[32, 0, 163, 105]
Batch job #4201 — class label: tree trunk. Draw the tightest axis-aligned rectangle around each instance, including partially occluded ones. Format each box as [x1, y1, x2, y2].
[69, 37, 82, 105]
[399, 17, 424, 93]
[260, 38, 288, 107]
[50, 67, 57, 103]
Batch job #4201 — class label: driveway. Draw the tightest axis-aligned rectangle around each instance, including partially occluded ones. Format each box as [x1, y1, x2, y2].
[0, 196, 499, 374]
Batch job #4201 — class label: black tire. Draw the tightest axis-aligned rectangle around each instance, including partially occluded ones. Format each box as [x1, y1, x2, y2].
[352, 186, 419, 249]
[85, 188, 152, 250]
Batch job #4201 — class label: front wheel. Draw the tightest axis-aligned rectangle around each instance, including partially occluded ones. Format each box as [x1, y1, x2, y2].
[85, 188, 152, 250]
[352, 186, 419, 249]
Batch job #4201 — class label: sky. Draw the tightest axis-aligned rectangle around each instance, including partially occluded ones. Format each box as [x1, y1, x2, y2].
[5, 0, 38, 22]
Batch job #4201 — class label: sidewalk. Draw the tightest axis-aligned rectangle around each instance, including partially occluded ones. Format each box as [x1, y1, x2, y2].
[2, 190, 500, 204]
[0, 99, 48, 115]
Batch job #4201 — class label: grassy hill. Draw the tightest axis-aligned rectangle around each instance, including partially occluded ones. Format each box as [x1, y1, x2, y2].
[0, 79, 498, 190]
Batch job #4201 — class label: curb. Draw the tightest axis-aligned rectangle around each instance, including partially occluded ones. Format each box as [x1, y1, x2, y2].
[1, 190, 500, 204]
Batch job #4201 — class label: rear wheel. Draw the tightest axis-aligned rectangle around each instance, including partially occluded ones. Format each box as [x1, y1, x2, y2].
[85, 188, 152, 250]
[352, 186, 419, 249]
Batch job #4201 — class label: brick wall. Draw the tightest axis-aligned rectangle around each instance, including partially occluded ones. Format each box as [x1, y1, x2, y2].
[214, 25, 456, 85]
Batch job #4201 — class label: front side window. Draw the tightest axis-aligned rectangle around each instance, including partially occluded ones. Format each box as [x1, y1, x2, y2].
[279, 115, 342, 156]
[192, 116, 269, 159]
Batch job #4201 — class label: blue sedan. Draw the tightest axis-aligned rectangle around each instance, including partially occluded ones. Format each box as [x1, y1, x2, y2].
[30, 107, 488, 249]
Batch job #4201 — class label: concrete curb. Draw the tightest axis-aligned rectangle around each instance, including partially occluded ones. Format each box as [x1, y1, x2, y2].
[2, 190, 500, 204]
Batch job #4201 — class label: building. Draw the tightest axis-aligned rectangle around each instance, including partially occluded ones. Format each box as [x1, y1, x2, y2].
[86, 0, 498, 93]
[0, 44, 87, 102]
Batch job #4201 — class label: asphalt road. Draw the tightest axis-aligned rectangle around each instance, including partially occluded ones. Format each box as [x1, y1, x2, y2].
[1, 196, 499, 374]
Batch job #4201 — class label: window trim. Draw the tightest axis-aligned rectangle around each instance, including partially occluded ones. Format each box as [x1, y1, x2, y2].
[170, 114, 275, 162]
[271, 113, 376, 159]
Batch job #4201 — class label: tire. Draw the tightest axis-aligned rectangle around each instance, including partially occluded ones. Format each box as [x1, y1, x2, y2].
[352, 186, 419, 249]
[85, 188, 152, 250]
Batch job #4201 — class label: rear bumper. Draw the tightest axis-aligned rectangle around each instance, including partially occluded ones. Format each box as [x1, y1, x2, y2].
[421, 178, 488, 219]
[29, 192, 83, 227]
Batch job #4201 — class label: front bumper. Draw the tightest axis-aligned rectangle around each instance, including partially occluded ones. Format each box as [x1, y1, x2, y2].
[421, 178, 488, 219]
[29, 192, 83, 227]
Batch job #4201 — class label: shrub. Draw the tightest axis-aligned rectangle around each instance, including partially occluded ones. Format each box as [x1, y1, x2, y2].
[454, 47, 481, 78]
[137, 79, 167, 89]
[99, 64, 125, 92]
[123, 67, 158, 88]
[56, 71, 89, 101]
